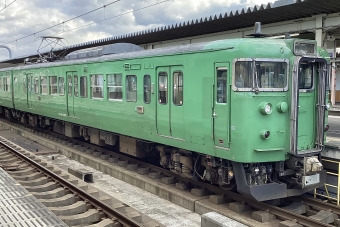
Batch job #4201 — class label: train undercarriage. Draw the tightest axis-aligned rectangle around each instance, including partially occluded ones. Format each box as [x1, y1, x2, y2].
[3, 107, 327, 201]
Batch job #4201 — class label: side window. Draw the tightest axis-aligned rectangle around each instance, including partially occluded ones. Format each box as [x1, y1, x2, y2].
[216, 67, 227, 103]
[91, 74, 103, 99]
[144, 75, 151, 104]
[235, 62, 252, 88]
[4, 77, 11, 92]
[107, 73, 122, 100]
[23, 77, 26, 93]
[173, 71, 183, 105]
[28, 77, 32, 93]
[80, 76, 87, 98]
[68, 75, 72, 96]
[74, 75, 78, 97]
[59, 77, 65, 96]
[40, 76, 47, 95]
[34, 77, 39, 94]
[126, 75, 137, 102]
[0, 77, 2, 91]
[50, 76, 57, 95]
[158, 72, 167, 104]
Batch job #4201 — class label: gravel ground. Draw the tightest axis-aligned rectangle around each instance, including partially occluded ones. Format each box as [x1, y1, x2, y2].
[41, 154, 201, 227]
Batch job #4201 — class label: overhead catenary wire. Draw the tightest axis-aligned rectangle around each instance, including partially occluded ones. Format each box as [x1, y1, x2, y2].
[0, 0, 17, 13]
[0, 0, 121, 46]
[9, 0, 171, 50]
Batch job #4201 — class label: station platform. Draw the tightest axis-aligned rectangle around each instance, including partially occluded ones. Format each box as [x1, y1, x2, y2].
[0, 167, 67, 227]
[329, 103, 340, 115]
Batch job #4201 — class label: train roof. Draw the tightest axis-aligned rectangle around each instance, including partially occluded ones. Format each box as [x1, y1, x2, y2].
[0, 38, 299, 72]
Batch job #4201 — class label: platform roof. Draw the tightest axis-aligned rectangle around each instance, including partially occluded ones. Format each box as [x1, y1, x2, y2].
[1, 0, 340, 64]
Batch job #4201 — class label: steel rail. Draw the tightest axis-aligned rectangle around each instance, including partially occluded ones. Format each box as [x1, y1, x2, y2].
[1, 119, 337, 227]
[0, 140, 143, 227]
[290, 196, 340, 215]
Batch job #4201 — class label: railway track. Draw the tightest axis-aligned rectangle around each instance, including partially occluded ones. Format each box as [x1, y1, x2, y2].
[0, 118, 339, 227]
[0, 136, 164, 227]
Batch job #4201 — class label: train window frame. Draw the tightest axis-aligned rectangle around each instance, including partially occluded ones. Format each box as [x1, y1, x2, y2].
[107, 73, 123, 101]
[158, 72, 168, 104]
[232, 58, 289, 92]
[49, 76, 57, 95]
[40, 76, 48, 95]
[126, 75, 137, 102]
[80, 76, 88, 98]
[173, 71, 183, 106]
[58, 77, 65, 96]
[144, 74, 151, 104]
[90, 74, 104, 99]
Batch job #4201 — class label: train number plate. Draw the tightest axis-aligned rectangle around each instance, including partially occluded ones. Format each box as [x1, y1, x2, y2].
[302, 173, 320, 187]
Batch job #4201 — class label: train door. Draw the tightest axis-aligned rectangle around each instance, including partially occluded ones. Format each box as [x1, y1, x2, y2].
[156, 66, 185, 139]
[26, 74, 34, 109]
[297, 62, 316, 151]
[293, 58, 327, 154]
[66, 71, 77, 116]
[290, 57, 328, 156]
[213, 63, 230, 149]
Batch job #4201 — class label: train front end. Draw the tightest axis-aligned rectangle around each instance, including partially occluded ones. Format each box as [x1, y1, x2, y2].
[229, 39, 329, 201]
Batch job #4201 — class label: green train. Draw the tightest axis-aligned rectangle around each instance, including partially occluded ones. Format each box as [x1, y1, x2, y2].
[0, 37, 330, 201]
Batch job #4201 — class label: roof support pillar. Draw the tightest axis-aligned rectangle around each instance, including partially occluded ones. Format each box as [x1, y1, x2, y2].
[314, 15, 325, 47]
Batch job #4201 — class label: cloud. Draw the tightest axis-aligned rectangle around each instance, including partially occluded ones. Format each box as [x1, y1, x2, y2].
[0, 0, 274, 60]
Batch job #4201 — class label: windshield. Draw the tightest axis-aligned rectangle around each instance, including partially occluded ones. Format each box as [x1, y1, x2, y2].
[234, 59, 288, 91]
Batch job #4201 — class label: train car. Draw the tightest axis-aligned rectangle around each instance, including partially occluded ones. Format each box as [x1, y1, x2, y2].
[0, 36, 331, 201]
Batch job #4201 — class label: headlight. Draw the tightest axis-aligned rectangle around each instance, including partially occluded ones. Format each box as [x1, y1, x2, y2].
[259, 102, 272, 115]
[260, 130, 270, 139]
[276, 102, 288, 113]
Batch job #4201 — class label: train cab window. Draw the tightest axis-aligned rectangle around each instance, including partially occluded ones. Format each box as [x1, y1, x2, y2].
[126, 75, 137, 102]
[234, 60, 288, 91]
[80, 76, 87, 98]
[91, 74, 103, 99]
[158, 72, 167, 104]
[144, 75, 151, 104]
[74, 75, 79, 97]
[299, 63, 313, 90]
[173, 71, 183, 105]
[235, 62, 252, 88]
[50, 76, 57, 95]
[217, 68, 227, 103]
[107, 73, 122, 100]
[256, 61, 287, 89]
[59, 77, 65, 96]
[40, 76, 47, 95]
[34, 77, 39, 94]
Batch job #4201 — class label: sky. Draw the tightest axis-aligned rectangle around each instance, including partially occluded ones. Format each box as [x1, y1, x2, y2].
[0, 0, 275, 61]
